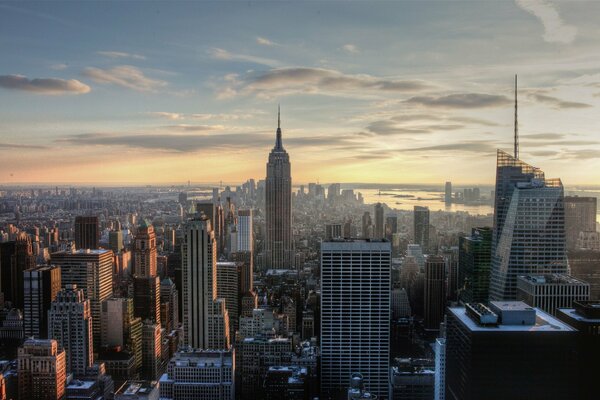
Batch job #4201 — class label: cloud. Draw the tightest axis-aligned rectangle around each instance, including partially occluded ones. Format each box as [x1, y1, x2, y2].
[0, 143, 48, 150]
[256, 37, 277, 46]
[50, 63, 69, 71]
[82, 65, 166, 92]
[527, 93, 591, 109]
[97, 51, 146, 60]
[147, 111, 255, 121]
[0, 74, 90, 95]
[522, 133, 566, 140]
[366, 120, 463, 136]
[342, 44, 359, 54]
[515, 0, 577, 44]
[148, 112, 183, 120]
[405, 93, 511, 109]
[528, 150, 559, 157]
[222, 67, 431, 98]
[57, 131, 361, 153]
[208, 48, 281, 67]
[389, 114, 499, 127]
[399, 141, 498, 154]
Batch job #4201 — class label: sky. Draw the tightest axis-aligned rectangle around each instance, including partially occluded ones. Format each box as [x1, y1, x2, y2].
[1, 0, 600, 186]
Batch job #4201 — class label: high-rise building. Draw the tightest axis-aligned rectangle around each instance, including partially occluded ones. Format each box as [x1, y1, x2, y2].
[564, 196, 597, 250]
[385, 215, 398, 241]
[74, 216, 99, 250]
[325, 223, 342, 240]
[108, 231, 124, 254]
[0, 232, 36, 308]
[414, 206, 430, 253]
[556, 300, 600, 400]
[133, 276, 161, 325]
[361, 212, 372, 238]
[265, 109, 293, 269]
[424, 256, 446, 331]
[115, 380, 160, 400]
[48, 284, 93, 376]
[141, 321, 161, 381]
[133, 221, 157, 278]
[100, 297, 142, 373]
[516, 274, 589, 316]
[236, 209, 253, 253]
[374, 203, 384, 239]
[444, 182, 452, 204]
[23, 265, 61, 339]
[160, 278, 179, 332]
[568, 249, 600, 300]
[182, 218, 229, 349]
[458, 227, 492, 303]
[321, 239, 391, 399]
[434, 338, 446, 400]
[51, 248, 113, 350]
[446, 302, 578, 400]
[489, 150, 567, 301]
[159, 349, 234, 400]
[18, 339, 67, 400]
[216, 261, 239, 339]
[389, 359, 435, 400]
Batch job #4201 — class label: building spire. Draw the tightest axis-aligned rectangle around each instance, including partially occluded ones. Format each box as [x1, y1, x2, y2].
[275, 104, 283, 149]
[514, 74, 519, 160]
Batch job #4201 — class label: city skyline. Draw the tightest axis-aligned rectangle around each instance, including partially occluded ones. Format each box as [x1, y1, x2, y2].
[2, 2, 600, 185]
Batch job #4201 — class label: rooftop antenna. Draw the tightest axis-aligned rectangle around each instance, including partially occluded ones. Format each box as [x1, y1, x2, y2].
[278, 103, 281, 129]
[514, 74, 519, 160]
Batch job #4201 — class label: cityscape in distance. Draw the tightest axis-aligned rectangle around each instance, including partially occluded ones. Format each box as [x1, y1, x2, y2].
[1, 2, 600, 400]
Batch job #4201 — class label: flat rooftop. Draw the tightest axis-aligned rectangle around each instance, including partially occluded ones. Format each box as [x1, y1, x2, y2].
[556, 308, 600, 324]
[518, 274, 588, 285]
[449, 306, 575, 332]
[115, 380, 158, 395]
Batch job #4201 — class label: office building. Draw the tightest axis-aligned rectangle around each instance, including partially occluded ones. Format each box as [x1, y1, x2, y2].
[424, 256, 446, 331]
[434, 338, 445, 400]
[115, 380, 159, 400]
[490, 151, 567, 300]
[362, 212, 372, 238]
[109, 230, 124, 254]
[385, 215, 398, 241]
[0, 232, 36, 308]
[321, 239, 391, 399]
[18, 339, 67, 400]
[141, 321, 161, 381]
[48, 285, 93, 375]
[564, 196, 597, 250]
[414, 207, 429, 253]
[265, 109, 293, 269]
[160, 278, 179, 332]
[216, 261, 239, 338]
[74, 216, 99, 250]
[325, 223, 342, 240]
[236, 209, 253, 253]
[517, 274, 589, 316]
[182, 218, 230, 349]
[100, 297, 142, 373]
[391, 288, 411, 319]
[444, 182, 452, 204]
[568, 249, 600, 300]
[133, 276, 161, 325]
[52, 248, 113, 351]
[446, 301, 578, 400]
[389, 359, 434, 400]
[263, 366, 308, 400]
[133, 221, 157, 278]
[159, 349, 234, 400]
[23, 265, 61, 339]
[458, 227, 492, 303]
[374, 203, 384, 239]
[556, 300, 600, 400]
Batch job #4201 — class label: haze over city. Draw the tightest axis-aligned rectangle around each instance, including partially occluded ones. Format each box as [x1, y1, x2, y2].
[2, 1, 600, 184]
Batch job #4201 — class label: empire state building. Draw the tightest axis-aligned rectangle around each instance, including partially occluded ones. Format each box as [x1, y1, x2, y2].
[265, 108, 293, 269]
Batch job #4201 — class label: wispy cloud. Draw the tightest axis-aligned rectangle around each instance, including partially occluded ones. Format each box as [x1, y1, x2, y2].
[256, 36, 278, 46]
[527, 93, 591, 109]
[0, 74, 90, 95]
[208, 48, 281, 67]
[0, 142, 48, 150]
[97, 51, 146, 60]
[366, 119, 464, 136]
[147, 111, 255, 121]
[405, 93, 511, 109]
[50, 63, 69, 71]
[399, 141, 498, 154]
[342, 44, 359, 54]
[515, 0, 577, 44]
[220, 67, 431, 99]
[82, 65, 166, 92]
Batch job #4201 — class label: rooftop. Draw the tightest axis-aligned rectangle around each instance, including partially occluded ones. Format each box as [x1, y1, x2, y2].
[115, 380, 158, 396]
[518, 274, 588, 285]
[449, 305, 575, 332]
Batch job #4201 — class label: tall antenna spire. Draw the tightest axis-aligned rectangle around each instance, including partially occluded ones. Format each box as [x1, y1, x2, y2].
[278, 103, 281, 129]
[514, 74, 519, 160]
[275, 104, 283, 149]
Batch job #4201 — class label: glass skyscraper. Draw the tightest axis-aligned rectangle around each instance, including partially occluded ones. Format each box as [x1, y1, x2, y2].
[489, 150, 567, 300]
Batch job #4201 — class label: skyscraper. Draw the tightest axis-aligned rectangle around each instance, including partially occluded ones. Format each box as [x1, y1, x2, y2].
[182, 218, 230, 349]
[265, 108, 293, 269]
[133, 276, 161, 325]
[100, 297, 142, 374]
[51, 248, 113, 350]
[141, 320, 161, 381]
[424, 255, 446, 331]
[74, 216, 99, 250]
[564, 196, 597, 250]
[236, 209, 253, 253]
[489, 151, 567, 300]
[23, 265, 61, 339]
[414, 206, 430, 253]
[458, 227, 492, 303]
[321, 239, 391, 399]
[374, 203, 384, 239]
[0, 232, 36, 309]
[133, 221, 157, 278]
[18, 339, 67, 400]
[216, 261, 239, 339]
[444, 182, 452, 204]
[48, 285, 93, 376]
[516, 274, 589, 316]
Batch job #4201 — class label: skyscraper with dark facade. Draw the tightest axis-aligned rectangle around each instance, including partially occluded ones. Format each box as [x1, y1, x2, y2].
[23, 265, 61, 339]
[489, 150, 567, 301]
[424, 255, 446, 331]
[374, 202, 384, 239]
[0, 232, 35, 309]
[74, 216, 99, 250]
[564, 196, 597, 250]
[458, 227, 492, 303]
[265, 109, 293, 269]
[414, 206, 430, 253]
